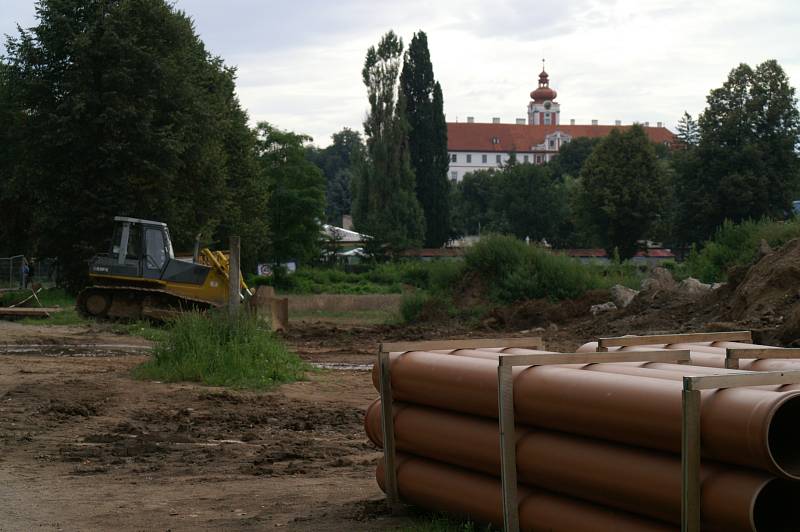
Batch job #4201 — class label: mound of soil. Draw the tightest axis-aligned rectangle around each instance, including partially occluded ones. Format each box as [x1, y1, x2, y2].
[486, 290, 612, 330]
[725, 238, 800, 344]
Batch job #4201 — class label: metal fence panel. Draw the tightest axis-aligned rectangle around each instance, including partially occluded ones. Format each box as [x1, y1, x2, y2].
[0, 256, 24, 289]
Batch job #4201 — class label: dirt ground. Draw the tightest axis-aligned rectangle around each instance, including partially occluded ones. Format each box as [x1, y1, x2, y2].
[0, 320, 439, 532]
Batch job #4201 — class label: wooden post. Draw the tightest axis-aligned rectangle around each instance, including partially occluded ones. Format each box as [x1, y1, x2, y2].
[228, 236, 241, 317]
[378, 346, 401, 512]
[497, 362, 519, 532]
[681, 382, 702, 532]
[270, 297, 289, 331]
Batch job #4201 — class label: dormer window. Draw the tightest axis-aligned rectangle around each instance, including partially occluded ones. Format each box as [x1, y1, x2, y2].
[491, 137, 500, 144]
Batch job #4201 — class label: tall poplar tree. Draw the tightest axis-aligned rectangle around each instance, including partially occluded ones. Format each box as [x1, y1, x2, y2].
[400, 31, 450, 247]
[353, 30, 424, 255]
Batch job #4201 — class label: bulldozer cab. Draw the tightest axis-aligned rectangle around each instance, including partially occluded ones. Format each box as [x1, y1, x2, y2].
[102, 217, 175, 279]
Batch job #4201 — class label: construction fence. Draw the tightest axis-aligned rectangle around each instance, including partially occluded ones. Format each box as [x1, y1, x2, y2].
[0, 256, 58, 289]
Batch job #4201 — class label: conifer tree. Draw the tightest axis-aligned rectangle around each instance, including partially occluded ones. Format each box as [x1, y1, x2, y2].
[400, 31, 450, 247]
[676, 111, 700, 147]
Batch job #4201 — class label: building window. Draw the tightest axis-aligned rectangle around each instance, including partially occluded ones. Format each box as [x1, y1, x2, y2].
[536, 155, 542, 164]
[496, 154, 502, 164]
[548, 139, 555, 148]
[451, 153, 457, 163]
[450, 171, 458, 180]
[544, 113, 551, 125]
[523, 155, 529, 163]
[466, 154, 472, 163]
[491, 136, 500, 144]
[482, 154, 487, 163]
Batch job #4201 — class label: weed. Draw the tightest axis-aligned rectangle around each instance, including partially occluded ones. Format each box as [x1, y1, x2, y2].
[133, 311, 307, 389]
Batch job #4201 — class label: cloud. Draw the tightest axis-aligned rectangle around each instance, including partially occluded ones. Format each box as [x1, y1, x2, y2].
[2, 0, 798, 146]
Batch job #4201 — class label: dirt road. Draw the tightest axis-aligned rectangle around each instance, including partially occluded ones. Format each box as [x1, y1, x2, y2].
[0, 322, 414, 531]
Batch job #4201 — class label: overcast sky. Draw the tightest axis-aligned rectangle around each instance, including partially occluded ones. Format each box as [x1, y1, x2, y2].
[3, 0, 799, 146]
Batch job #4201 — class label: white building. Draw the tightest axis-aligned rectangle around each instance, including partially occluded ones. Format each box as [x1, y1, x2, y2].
[447, 65, 675, 182]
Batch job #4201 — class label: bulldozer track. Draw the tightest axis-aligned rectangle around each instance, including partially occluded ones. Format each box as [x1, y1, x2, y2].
[76, 285, 219, 321]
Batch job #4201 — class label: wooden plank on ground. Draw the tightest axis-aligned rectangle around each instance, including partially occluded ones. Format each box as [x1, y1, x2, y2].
[0, 307, 62, 318]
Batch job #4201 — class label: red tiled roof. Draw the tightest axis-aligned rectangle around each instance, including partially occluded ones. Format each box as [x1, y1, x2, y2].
[562, 248, 675, 259]
[563, 249, 607, 258]
[447, 122, 676, 152]
[401, 248, 465, 258]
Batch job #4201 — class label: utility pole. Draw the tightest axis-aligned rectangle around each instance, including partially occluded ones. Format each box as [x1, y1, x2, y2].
[228, 236, 241, 317]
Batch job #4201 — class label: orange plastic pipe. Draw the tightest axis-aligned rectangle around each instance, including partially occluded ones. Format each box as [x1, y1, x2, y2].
[372, 350, 800, 478]
[378, 454, 676, 532]
[366, 400, 798, 532]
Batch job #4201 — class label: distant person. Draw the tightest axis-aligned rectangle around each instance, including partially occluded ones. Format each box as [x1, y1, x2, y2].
[21, 257, 30, 288]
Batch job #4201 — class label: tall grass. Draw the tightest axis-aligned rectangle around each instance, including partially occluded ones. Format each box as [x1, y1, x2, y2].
[684, 217, 800, 282]
[134, 311, 307, 389]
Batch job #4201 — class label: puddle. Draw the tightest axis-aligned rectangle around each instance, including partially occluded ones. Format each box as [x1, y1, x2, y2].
[311, 362, 372, 371]
[0, 344, 152, 357]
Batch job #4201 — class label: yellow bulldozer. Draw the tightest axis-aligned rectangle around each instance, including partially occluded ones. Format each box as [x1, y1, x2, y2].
[77, 216, 250, 320]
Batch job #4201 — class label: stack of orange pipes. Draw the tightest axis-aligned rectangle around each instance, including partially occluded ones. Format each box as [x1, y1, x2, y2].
[365, 343, 800, 531]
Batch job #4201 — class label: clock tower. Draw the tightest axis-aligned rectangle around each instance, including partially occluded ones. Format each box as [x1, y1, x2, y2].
[527, 60, 560, 126]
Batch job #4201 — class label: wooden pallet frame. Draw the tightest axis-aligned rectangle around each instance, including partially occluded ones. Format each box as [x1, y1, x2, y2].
[376, 337, 544, 512]
[495, 349, 691, 532]
[681, 370, 800, 531]
[597, 330, 752, 351]
[723, 347, 800, 369]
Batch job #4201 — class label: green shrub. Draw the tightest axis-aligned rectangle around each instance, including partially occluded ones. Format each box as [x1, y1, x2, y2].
[400, 291, 430, 323]
[464, 234, 527, 283]
[133, 311, 307, 389]
[685, 217, 800, 282]
[463, 235, 610, 304]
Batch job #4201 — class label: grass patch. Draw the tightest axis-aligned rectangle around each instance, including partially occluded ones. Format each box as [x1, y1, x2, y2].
[1, 288, 89, 326]
[397, 512, 489, 532]
[248, 261, 466, 296]
[109, 320, 169, 342]
[133, 311, 307, 389]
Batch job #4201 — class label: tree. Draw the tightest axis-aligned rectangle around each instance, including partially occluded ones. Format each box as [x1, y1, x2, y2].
[305, 128, 363, 225]
[1, 0, 265, 286]
[576, 125, 666, 259]
[400, 31, 450, 247]
[450, 170, 509, 236]
[256, 123, 325, 265]
[353, 31, 425, 255]
[675, 111, 700, 148]
[499, 163, 568, 244]
[449, 165, 568, 244]
[676, 60, 800, 244]
[549, 137, 601, 180]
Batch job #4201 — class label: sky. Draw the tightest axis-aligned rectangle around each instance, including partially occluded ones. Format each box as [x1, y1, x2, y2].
[2, 0, 799, 147]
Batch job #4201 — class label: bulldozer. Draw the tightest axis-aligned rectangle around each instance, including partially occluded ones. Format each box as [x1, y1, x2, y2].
[77, 216, 250, 320]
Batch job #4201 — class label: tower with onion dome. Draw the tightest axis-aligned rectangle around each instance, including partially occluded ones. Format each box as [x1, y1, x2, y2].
[527, 60, 560, 126]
